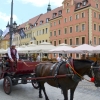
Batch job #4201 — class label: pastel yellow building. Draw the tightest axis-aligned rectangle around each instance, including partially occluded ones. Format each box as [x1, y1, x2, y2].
[0, 35, 9, 49]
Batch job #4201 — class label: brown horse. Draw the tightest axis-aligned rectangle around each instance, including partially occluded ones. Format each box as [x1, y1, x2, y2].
[35, 59, 100, 100]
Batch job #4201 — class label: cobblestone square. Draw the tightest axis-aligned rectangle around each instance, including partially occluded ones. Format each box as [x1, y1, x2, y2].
[0, 77, 100, 100]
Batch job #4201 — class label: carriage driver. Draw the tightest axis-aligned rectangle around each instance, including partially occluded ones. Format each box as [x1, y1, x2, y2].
[7, 43, 19, 63]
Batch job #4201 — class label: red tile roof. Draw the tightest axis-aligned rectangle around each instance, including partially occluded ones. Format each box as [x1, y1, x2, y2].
[3, 34, 10, 40]
[36, 6, 63, 26]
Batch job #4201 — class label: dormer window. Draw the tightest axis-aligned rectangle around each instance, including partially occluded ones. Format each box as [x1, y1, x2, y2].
[34, 23, 38, 27]
[96, 4, 98, 8]
[58, 10, 62, 16]
[77, 3, 80, 8]
[46, 18, 49, 23]
[83, 1, 87, 6]
[53, 13, 57, 18]
[40, 21, 43, 25]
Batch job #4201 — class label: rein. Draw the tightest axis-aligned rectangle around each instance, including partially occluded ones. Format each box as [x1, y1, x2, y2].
[67, 62, 93, 82]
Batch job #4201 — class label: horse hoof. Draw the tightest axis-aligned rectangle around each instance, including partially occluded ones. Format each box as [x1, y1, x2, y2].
[39, 95, 43, 98]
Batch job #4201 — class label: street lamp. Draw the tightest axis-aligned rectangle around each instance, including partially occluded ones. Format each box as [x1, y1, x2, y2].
[6, 0, 17, 47]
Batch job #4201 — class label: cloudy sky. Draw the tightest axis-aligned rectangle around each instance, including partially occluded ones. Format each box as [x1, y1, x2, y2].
[0, 0, 63, 31]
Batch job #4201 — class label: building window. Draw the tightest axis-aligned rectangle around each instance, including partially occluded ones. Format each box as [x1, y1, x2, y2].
[70, 27, 72, 33]
[96, 4, 98, 8]
[43, 29, 44, 34]
[39, 41, 41, 43]
[83, 1, 86, 6]
[66, 9, 70, 13]
[54, 22, 56, 26]
[69, 16, 72, 21]
[94, 12, 96, 18]
[65, 39, 67, 44]
[50, 32, 52, 36]
[40, 21, 43, 25]
[53, 13, 57, 18]
[39, 30, 41, 35]
[99, 14, 100, 19]
[76, 38, 79, 45]
[64, 18, 67, 23]
[54, 31, 56, 36]
[54, 41, 56, 46]
[77, 3, 80, 8]
[50, 23, 52, 27]
[70, 39, 72, 45]
[82, 37, 85, 44]
[46, 18, 49, 23]
[46, 28, 48, 33]
[37, 41, 38, 45]
[64, 28, 67, 34]
[59, 40, 61, 44]
[76, 14, 79, 19]
[82, 12, 84, 18]
[76, 54, 79, 58]
[58, 20, 60, 24]
[46, 40, 48, 42]
[58, 30, 61, 35]
[82, 24, 85, 31]
[67, 3, 69, 6]
[94, 24, 96, 30]
[58, 10, 62, 16]
[37, 31, 38, 36]
[99, 25, 100, 31]
[99, 38, 100, 45]
[76, 25, 79, 32]
[94, 37, 96, 45]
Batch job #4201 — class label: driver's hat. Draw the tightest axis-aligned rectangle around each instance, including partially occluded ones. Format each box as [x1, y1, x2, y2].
[11, 43, 16, 46]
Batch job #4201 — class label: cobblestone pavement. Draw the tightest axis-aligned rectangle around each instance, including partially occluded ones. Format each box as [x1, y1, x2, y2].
[0, 77, 100, 100]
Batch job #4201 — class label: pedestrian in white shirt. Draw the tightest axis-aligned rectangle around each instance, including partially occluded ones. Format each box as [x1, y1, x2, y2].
[36, 53, 40, 62]
[57, 54, 62, 62]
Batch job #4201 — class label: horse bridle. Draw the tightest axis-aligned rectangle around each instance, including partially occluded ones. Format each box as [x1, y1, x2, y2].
[67, 62, 100, 82]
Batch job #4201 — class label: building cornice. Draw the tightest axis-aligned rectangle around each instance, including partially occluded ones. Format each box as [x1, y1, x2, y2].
[49, 16, 62, 22]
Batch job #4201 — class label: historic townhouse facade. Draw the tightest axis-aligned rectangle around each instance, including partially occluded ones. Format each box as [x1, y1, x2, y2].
[49, 0, 100, 58]
[13, 5, 62, 46]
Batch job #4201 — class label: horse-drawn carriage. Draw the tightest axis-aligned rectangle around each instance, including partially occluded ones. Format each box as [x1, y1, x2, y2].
[0, 56, 39, 94]
[0, 55, 100, 100]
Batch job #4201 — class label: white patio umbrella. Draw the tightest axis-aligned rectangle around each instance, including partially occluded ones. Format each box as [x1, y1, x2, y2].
[0, 48, 7, 54]
[21, 43, 37, 53]
[17, 45, 27, 53]
[93, 45, 100, 53]
[32, 42, 55, 53]
[49, 43, 72, 53]
[67, 44, 95, 54]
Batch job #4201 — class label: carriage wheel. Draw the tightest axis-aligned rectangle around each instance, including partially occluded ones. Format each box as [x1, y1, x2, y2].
[3, 76, 12, 94]
[31, 80, 39, 89]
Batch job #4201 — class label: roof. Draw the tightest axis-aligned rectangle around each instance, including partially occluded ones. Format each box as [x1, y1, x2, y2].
[3, 34, 10, 40]
[36, 6, 63, 26]
[74, 0, 91, 11]
[18, 14, 42, 29]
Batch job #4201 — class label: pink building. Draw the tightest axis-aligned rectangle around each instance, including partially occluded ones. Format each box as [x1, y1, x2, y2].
[50, 0, 100, 58]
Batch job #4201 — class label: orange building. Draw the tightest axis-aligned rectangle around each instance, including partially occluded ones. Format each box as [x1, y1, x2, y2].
[50, 0, 100, 58]
[50, 0, 100, 46]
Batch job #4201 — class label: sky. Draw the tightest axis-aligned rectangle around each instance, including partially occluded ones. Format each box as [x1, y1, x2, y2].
[0, 0, 63, 31]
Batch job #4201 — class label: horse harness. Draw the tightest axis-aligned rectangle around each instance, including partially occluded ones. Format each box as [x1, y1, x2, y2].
[50, 59, 81, 88]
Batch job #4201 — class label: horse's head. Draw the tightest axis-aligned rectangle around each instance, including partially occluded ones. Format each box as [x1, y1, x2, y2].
[91, 61, 100, 87]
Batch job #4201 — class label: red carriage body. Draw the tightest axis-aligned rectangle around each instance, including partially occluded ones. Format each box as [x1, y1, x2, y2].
[0, 57, 40, 94]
